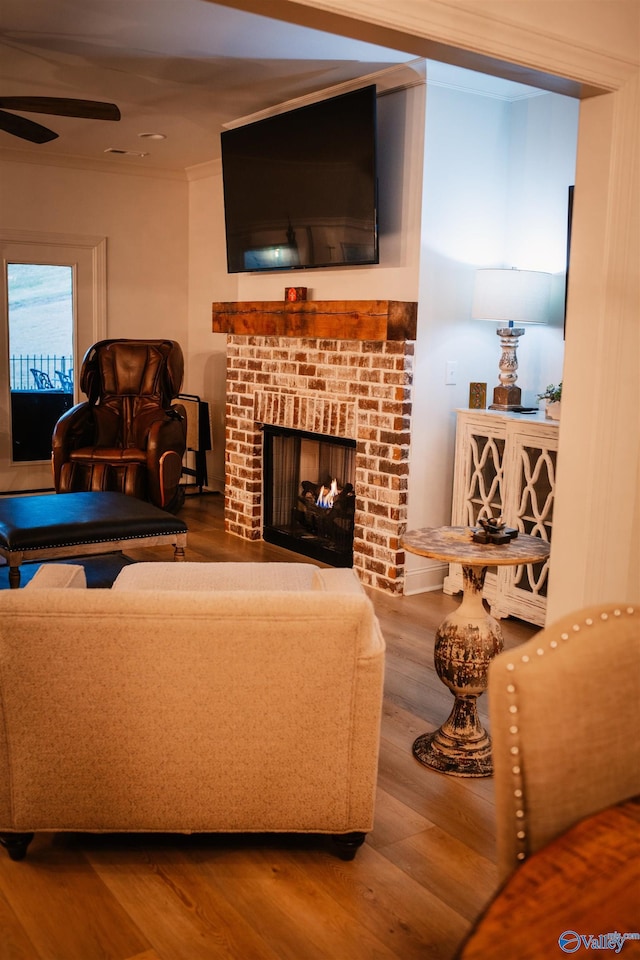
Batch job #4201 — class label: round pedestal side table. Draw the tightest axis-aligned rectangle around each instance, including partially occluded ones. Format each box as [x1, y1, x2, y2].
[401, 526, 550, 778]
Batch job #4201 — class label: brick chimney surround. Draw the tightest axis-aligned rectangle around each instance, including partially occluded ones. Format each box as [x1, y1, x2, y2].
[213, 300, 417, 593]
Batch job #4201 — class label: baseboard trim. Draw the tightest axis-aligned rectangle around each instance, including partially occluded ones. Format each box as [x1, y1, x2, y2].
[403, 560, 448, 596]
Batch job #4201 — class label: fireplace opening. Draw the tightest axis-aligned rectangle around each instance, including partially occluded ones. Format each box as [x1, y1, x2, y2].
[263, 425, 356, 567]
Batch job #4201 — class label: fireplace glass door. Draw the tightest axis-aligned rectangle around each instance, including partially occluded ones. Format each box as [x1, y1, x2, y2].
[263, 426, 356, 566]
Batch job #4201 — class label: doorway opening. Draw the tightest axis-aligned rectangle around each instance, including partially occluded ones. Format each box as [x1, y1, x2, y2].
[0, 232, 106, 493]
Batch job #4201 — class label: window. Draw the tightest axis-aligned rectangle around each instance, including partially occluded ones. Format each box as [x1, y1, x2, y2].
[8, 263, 75, 461]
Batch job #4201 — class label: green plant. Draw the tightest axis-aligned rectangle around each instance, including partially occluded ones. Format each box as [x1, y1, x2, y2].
[537, 382, 562, 403]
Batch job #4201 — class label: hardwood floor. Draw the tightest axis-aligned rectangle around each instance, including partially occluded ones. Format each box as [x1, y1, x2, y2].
[0, 492, 536, 960]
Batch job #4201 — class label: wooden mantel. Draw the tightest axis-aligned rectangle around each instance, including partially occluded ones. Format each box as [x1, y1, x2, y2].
[211, 300, 417, 341]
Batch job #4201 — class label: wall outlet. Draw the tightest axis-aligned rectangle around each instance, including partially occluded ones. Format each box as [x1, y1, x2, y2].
[445, 361, 458, 385]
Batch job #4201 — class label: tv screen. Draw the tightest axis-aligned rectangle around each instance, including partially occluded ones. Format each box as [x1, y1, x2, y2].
[220, 85, 378, 273]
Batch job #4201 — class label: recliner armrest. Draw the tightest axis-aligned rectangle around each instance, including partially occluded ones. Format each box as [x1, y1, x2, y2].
[25, 564, 87, 590]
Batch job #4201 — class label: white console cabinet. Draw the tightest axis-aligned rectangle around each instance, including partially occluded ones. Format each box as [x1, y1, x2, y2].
[443, 409, 559, 626]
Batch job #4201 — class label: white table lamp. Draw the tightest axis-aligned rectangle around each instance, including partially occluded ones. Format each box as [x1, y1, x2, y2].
[472, 268, 551, 410]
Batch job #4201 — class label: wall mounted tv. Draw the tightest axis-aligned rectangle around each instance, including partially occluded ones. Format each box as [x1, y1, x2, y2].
[221, 85, 378, 273]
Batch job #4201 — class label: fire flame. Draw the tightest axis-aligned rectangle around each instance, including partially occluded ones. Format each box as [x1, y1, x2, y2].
[316, 479, 339, 509]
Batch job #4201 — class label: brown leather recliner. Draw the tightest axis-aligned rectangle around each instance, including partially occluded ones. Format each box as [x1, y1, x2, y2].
[52, 339, 187, 512]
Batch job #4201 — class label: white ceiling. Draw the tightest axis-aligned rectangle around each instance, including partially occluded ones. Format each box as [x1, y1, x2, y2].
[0, 0, 542, 173]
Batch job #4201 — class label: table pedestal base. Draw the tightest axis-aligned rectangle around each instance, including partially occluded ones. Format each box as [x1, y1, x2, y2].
[413, 710, 493, 778]
[413, 564, 503, 778]
[402, 527, 549, 779]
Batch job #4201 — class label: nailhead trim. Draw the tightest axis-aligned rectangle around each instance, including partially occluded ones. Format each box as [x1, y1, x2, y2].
[503, 604, 636, 867]
[9, 530, 185, 552]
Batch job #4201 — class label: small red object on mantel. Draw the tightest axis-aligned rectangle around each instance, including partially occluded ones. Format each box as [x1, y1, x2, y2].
[285, 286, 307, 302]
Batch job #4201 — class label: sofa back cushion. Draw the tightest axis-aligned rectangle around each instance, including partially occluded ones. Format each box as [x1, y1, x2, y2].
[112, 561, 320, 592]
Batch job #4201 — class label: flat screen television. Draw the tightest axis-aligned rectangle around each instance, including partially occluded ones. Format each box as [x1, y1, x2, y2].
[220, 85, 378, 273]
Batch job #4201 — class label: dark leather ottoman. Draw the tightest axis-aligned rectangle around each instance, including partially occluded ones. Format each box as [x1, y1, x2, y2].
[0, 491, 187, 588]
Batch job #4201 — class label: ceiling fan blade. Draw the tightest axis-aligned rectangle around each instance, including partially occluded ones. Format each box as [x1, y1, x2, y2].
[0, 97, 121, 121]
[0, 109, 58, 143]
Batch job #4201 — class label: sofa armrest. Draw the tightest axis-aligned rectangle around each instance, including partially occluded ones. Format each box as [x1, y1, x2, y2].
[25, 564, 87, 589]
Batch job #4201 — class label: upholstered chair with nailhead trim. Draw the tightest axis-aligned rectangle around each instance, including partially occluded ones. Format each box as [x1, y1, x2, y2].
[488, 602, 640, 884]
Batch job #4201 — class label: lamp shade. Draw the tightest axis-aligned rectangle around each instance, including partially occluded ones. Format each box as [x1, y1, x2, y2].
[472, 268, 551, 324]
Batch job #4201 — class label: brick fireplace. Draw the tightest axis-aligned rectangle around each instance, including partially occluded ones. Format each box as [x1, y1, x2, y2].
[213, 300, 417, 593]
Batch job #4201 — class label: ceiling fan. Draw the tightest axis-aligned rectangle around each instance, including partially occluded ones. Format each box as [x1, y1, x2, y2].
[0, 97, 121, 144]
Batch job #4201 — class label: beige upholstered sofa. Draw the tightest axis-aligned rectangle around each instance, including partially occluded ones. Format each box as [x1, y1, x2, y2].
[0, 562, 385, 862]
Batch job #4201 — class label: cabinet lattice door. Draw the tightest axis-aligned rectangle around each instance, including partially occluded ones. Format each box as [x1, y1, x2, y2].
[443, 410, 559, 626]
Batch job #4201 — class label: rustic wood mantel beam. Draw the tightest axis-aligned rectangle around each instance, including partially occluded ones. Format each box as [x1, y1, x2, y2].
[211, 300, 417, 341]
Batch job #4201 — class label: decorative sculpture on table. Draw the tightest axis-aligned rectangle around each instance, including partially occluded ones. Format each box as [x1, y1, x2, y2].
[472, 516, 519, 545]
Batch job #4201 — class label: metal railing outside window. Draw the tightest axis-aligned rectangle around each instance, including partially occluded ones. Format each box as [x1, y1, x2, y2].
[9, 355, 74, 392]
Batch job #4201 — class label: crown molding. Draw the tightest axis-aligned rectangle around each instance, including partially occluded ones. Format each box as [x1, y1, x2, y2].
[186, 159, 221, 182]
[229, 0, 638, 96]
[0, 147, 189, 181]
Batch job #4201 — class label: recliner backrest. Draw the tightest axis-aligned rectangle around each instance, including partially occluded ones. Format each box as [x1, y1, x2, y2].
[78, 340, 184, 449]
[80, 339, 184, 408]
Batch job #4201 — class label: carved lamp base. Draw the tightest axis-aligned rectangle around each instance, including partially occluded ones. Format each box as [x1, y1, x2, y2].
[489, 384, 522, 411]
[489, 325, 525, 411]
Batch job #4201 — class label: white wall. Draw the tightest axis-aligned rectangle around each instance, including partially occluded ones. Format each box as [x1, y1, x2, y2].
[186, 164, 236, 490]
[406, 84, 511, 591]
[404, 84, 578, 592]
[0, 162, 189, 342]
[507, 93, 579, 393]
